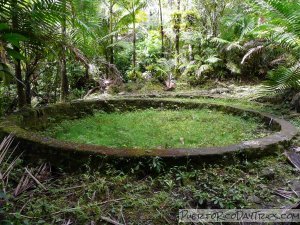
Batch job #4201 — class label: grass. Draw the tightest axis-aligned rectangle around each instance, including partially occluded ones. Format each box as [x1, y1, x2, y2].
[43, 109, 268, 149]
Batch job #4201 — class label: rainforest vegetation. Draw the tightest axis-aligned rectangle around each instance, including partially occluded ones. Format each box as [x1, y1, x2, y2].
[0, 0, 299, 112]
[1, 0, 300, 224]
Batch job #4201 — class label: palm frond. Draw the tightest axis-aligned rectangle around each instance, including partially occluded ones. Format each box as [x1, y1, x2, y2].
[241, 45, 264, 64]
[196, 64, 212, 77]
[263, 64, 300, 93]
[226, 62, 241, 74]
[211, 37, 243, 51]
[0, 135, 21, 194]
[250, 0, 300, 93]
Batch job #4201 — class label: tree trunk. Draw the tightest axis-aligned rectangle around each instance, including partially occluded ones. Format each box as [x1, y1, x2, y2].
[133, 9, 136, 77]
[60, 0, 69, 102]
[158, 0, 164, 57]
[85, 65, 89, 80]
[176, 0, 180, 58]
[15, 58, 26, 107]
[189, 44, 194, 61]
[175, 31, 180, 62]
[60, 50, 68, 102]
[11, 0, 26, 108]
[210, 0, 222, 37]
[211, 12, 218, 37]
[25, 71, 31, 105]
[109, 0, 114, 64]
[105, 50, 109, 78]
[54, 61, 60, 102]
[175, 0, 181, 77]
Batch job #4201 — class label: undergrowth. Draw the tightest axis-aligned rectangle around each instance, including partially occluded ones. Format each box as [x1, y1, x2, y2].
[1, 154, 298, 224]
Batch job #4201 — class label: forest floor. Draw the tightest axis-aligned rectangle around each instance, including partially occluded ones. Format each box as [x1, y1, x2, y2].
[2, 85, 300, 225]
[86, 81, 265, 101]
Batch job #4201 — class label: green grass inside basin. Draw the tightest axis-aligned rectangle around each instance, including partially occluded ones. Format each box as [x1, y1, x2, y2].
[42, 109, 270, 149]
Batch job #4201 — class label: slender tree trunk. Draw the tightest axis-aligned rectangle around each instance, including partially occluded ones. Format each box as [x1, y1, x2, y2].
[189, 44, 194, 61]
[11, 0, 26, 108]
[85, 65, 89, 80]
[24, 58, 39, 105]
[60, 0, 69, 102]
[109, 0, 114, 64]
[158, 0, 164, 57]
[211, 12, 218, 37]
[176, 0, 180, 59]
[54, 61, 60, 102]
[25, 71, 31, 105]
[133, 8, 136, 77]
[175, 0, 181, 77]
[60, 52, 68, 102]
[175, 31, 180, 62]
[210, 0, 220, 37]
[15, 58, 26, 107]
[105, 50, 109, 78]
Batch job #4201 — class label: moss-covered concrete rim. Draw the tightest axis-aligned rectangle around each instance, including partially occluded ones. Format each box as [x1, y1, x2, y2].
[0, 98, 298, 159]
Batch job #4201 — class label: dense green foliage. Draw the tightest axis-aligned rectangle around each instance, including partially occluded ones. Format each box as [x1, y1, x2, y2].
[0, 0, 299, 113]
[43, 109, 267, 148]
[258, 0, 300, 92]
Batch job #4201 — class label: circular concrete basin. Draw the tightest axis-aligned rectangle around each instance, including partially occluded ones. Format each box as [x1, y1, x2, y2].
[0, 99, 297, 167]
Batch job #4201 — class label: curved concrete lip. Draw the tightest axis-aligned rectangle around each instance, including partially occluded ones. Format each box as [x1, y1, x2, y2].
[0, 99, 298, 159]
